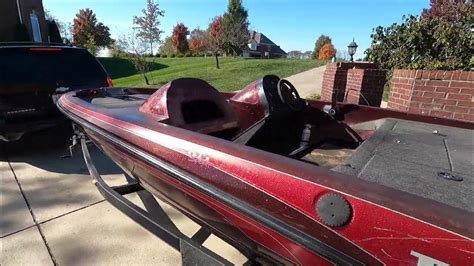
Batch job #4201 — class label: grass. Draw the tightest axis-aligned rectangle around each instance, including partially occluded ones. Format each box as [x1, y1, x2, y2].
[99, 57, 326, 92]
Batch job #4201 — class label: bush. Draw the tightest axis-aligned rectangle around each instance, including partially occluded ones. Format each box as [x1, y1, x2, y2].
[110, 49, 127, 58]
[170, 54, 176, 58]
[365, 13, 473, 70]
[184, 52, 193, 57]
[160, 54, 168, 58]
[306, 94, 321, 100]
[177, 54, 184, 58]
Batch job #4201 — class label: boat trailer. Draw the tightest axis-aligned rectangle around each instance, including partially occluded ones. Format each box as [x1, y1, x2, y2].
[77, 133, 257, 266]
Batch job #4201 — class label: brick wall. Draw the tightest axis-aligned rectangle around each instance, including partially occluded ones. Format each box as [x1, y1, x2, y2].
[321, 62, 386, 106]
[388, 70, 473, 121]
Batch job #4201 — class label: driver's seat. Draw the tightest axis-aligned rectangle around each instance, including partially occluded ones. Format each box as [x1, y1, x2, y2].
[233, 113, 306, 156]
[232, 76, 306, 156]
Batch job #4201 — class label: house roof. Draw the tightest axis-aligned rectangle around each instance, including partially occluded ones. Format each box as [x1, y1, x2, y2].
[249, 31, 287, 55]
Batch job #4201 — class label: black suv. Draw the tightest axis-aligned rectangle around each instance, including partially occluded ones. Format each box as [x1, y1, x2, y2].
[0, 43, 112, 141]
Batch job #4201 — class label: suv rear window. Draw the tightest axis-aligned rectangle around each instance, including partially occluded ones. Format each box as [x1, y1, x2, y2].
[0, 47, 107, 87]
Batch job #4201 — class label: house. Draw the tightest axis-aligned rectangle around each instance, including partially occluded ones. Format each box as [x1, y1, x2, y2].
[300, 51, 313, 59]
[243, 31, 287, 58]
[0, 0, 49, 42]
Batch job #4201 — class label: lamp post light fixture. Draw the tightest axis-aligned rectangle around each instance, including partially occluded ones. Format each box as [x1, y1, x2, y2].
[348, 38, 358, 62]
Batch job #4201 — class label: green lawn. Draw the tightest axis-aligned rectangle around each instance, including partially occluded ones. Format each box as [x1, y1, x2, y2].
[99, 57, 326, 92]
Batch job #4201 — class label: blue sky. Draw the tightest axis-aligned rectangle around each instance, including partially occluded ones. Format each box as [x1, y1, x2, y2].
[43, 0, 429, 59]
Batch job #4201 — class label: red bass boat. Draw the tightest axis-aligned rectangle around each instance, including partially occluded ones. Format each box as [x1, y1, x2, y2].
[57, 75, 473, 265]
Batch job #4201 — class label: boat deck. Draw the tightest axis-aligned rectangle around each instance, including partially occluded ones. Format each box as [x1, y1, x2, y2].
[334, 119, 473, 212]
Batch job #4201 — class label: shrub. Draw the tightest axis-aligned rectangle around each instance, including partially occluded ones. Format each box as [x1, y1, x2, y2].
[170, 54, 176, 58]
[160, 54, 168, 58]
[306, 94, 321, 100]
[365, 1, 473, 70]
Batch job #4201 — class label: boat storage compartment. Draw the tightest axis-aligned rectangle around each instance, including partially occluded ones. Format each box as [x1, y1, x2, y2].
[334, 118, 473, 212]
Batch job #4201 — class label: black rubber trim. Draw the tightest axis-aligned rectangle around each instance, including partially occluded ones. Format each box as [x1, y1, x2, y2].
[58, 100, 364, 266]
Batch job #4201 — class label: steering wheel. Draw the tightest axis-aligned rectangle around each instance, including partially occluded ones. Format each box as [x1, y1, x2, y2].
[277, 79, 304, 111]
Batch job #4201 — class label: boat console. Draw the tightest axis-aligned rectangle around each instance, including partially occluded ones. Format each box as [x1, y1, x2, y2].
[229, 75, 361, 158]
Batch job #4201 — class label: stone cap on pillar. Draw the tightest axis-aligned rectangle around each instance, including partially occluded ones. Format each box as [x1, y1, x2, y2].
[326, 62, 380, 70]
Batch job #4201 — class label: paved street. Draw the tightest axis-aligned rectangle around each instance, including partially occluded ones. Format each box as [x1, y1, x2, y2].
[1, 130, 246, 265]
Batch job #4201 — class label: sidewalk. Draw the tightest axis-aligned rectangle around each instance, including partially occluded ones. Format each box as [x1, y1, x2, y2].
[1, 133, 245, 265]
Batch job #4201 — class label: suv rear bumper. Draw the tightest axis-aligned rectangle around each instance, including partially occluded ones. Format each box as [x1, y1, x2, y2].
[0, 117, 67, 141]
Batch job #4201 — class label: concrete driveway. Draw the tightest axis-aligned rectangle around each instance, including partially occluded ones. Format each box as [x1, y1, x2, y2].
[286, 65, 326, 98]
[1, 130, 246, 265]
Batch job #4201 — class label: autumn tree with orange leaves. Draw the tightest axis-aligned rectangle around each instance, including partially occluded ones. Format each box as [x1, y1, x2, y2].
[318, 43, 336, 60]
[208, 16, 224, 69]
[171, 23, 189, 54]
[189, 28, 208, 56]
[73, 8, 112, 52]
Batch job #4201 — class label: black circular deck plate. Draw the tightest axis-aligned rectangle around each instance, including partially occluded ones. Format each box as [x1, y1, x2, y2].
[316, 193, 352, 227]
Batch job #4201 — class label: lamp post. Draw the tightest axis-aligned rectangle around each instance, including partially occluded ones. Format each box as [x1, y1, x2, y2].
[347, 38, 358, 62]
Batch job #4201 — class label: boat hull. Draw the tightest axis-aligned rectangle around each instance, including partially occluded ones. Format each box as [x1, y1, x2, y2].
[58, 91, 473, 265]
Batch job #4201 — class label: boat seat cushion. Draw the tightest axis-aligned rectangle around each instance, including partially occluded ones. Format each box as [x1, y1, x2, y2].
[140, 78, 238, 134]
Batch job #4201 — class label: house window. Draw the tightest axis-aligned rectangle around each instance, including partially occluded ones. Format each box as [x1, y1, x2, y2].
[30, 11, 42, 42]
[249, 40, 257, 51]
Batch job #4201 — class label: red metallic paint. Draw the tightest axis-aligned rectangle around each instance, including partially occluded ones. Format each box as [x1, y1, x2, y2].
[138, 83, 170, 120]
[58, 93, 473, 265]
[91, 134, 331, 264]
[229, 81, 266, 132]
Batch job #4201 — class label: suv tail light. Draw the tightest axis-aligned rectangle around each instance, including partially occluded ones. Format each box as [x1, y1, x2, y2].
[106, 77, 113, 87]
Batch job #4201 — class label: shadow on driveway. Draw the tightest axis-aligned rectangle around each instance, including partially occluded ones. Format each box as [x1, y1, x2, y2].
[1, 127, 121, 175]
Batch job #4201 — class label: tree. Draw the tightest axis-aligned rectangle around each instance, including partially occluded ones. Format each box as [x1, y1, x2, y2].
[83, 32, 99, 55]
[313, 35, 332, 59]
[365, 12, 473, 70]
[422, 0, 472, 21]
[73, 9, 112, 48]
[318, 43, 336, 60]
[221, 0, 250, 55]
[171, 23, 189, 55]
[159, 36, 174, 56]
[44, 9, 55, 22]
[118, 31, 155, 85]
[189, 28, 208, 55]
[208, 16, 224, 69]
[48, 20, 62, 43]
[133, 0, 165, 55]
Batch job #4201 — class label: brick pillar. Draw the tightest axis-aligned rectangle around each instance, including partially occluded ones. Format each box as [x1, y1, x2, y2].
[346, 69, 386, 106]
[321, 62, 386, 106]
[321, 63, 348, 102]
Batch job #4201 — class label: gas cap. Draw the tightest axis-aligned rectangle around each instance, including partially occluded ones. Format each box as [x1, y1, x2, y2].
[316, 193, 352, 227]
